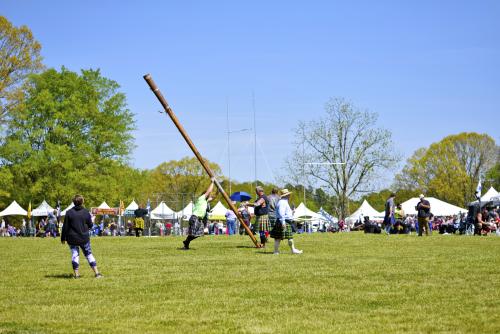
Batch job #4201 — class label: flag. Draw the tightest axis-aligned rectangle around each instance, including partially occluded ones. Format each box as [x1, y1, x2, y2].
[475, 179, 482, 200]
[27, 201, 32, 219]
[146, 198, 151, 213]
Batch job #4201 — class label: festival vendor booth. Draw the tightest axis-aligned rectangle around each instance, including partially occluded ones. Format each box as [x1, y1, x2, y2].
[472, 187, 499, 206]
[0, 200, 28, 236]
[208, 201, 227, 234]
[176, 201, 193, 221]
[401, 197, 467, 217]
[32, 200, 54, 217]
[150, 201, 176, 236]
[90, 202, 120, 236]
[347, 200, 384, 227]
[293, 202, 324, 233]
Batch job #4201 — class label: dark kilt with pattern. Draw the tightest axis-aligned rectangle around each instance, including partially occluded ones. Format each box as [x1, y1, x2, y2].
[255, 214, 271, 232]
[188, 215, 205, 237]
[270, 219, 294, 240]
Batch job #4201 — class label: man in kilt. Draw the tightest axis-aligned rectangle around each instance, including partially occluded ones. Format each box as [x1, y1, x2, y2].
[270, 189, 303, 255]
[182, 179, 215, 250]
[252, 186, 270, 247]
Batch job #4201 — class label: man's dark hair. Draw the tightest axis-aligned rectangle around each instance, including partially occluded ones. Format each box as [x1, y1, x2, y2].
[271, 188, 279, 194]
[73, 195, 84, 206]
[390, 193, 396, 198]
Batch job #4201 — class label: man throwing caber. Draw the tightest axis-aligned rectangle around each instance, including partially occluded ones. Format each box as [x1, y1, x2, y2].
[182, 179, 215, 250]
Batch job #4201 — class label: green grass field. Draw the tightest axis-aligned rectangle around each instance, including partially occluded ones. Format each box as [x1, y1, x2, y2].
[0, 233, 499, 334]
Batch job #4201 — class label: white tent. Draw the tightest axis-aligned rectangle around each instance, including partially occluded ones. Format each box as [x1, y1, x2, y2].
[150, 201, 175, 220]
[124, 200, 139, 215]
[0, 200, 28, 216]
[32, 200, 54, 217]
[318, 208, 338, 223]
[401, 197, 467, 217]
[98, 202, 111, 209]
[61, 203, 75, 216]
[208, 201, 227, 220]
[347, 200, 384, 222]
[480, 187, 499, 202]
[293, 202, 323, 221]
[176, 201, 193, 220]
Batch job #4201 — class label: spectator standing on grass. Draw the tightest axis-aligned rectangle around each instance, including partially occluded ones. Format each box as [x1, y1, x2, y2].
[252, 186, 270, 247]
[61, 195, 102, 279]
[416, 194, 431, 236]
[270, 189, 303, 255]
[384, 193, 396, 235]
[225, 203, 237, 235]
[238, 203, 251, 235]
[182, 180, 215, 250]
[47, 210, 58, 237]
[133, 204, 148, 237]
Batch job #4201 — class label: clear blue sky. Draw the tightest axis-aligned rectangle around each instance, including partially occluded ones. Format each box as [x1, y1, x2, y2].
[1, 1, 499, 186]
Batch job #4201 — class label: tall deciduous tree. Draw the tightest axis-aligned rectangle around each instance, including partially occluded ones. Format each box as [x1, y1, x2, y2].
[395, 133, 498, 207]
[285, 98, 398, 219]
[0, 67, 135, 207]
[0, 16, 43, 124]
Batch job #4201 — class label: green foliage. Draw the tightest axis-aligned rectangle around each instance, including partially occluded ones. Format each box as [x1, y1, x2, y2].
[1, 234, 499, 333]
[395, 132, 498, 207]
[0, 15, 43, 123]
[0, 67, 135, 207]
[484, 163, 500, 190]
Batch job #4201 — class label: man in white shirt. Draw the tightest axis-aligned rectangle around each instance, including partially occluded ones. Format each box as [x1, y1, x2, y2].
[270, 189, 303, 255]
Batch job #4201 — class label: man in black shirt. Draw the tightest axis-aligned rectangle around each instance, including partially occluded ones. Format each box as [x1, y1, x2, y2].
[61, 195, 102, 278]
[134, 205, 148, 237]
[416, 194, 431, 236]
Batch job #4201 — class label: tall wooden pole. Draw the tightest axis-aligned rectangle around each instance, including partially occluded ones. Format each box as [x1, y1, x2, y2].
[143, 74, 261, 248]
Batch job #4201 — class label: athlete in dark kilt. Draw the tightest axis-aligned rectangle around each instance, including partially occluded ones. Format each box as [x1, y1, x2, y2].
[271, 189, 303, 255]
[253, 186, 270, 247]
[182, 180, 214, 249]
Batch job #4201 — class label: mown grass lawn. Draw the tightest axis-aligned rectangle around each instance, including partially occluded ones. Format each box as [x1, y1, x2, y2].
[0, 233, 499, 334]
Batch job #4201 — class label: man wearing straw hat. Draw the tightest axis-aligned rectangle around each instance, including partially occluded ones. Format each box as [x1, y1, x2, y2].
[270, 188, 303, 255]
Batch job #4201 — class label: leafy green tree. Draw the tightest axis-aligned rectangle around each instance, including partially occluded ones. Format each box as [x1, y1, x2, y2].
[0, 16, 43, 124]
[0, 67, 135, 207]
[484, 163, 500, 190]
[395, 133, 498, 207]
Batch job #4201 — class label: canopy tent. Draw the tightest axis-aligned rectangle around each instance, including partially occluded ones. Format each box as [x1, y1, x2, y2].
[61, 203, 75, 216]
[150, 201, 175, 220]
[479, 187, 499, 202]
[176, 201, 193, 221]
[208, 201, 227, 221]
[98, 202, 111, 209]
[124, 200, 139, 215]
[318, 207, 338, 223]
[0, 200, 28, 216]
[401, 197, 467, 217]
[293, 202, 323, 221]
[347, 200, 384, 222]
[32, 200, 54, 217]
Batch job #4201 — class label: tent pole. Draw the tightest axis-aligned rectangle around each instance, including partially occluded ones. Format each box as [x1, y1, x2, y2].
[143, 74, 261, 248]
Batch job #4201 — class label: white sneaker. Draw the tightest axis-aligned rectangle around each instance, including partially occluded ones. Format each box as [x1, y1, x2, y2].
[292, 249, 303, 254]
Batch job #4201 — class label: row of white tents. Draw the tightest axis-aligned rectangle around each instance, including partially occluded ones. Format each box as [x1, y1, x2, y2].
[1, 186, 497, 221]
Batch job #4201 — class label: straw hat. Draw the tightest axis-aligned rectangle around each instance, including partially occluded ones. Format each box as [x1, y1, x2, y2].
[280, 188, 292, 197]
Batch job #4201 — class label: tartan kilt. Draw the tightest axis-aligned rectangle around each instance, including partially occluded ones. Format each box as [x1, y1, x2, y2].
[188, 215, 205, 237]
[134, 218, 145, 229]
[270, 219, 294, 240]
[255, 215, 271, 232]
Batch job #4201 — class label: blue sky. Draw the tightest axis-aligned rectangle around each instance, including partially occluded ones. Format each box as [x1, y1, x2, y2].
[1, 1, 499, 186]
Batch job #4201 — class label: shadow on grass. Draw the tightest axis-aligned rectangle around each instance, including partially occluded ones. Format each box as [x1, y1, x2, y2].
[256, 251, 275, 255]
[45, 273, 74, 279]
[235, 245, 257, 249]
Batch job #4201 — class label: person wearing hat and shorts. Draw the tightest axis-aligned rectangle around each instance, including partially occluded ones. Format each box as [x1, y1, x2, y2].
[416, 194, 431, 236]
[270, 189, 303, 255]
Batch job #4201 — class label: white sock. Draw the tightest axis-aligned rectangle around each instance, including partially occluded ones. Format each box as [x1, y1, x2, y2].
[288, 239, 295, 251]
[274, 239, 280, 253]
